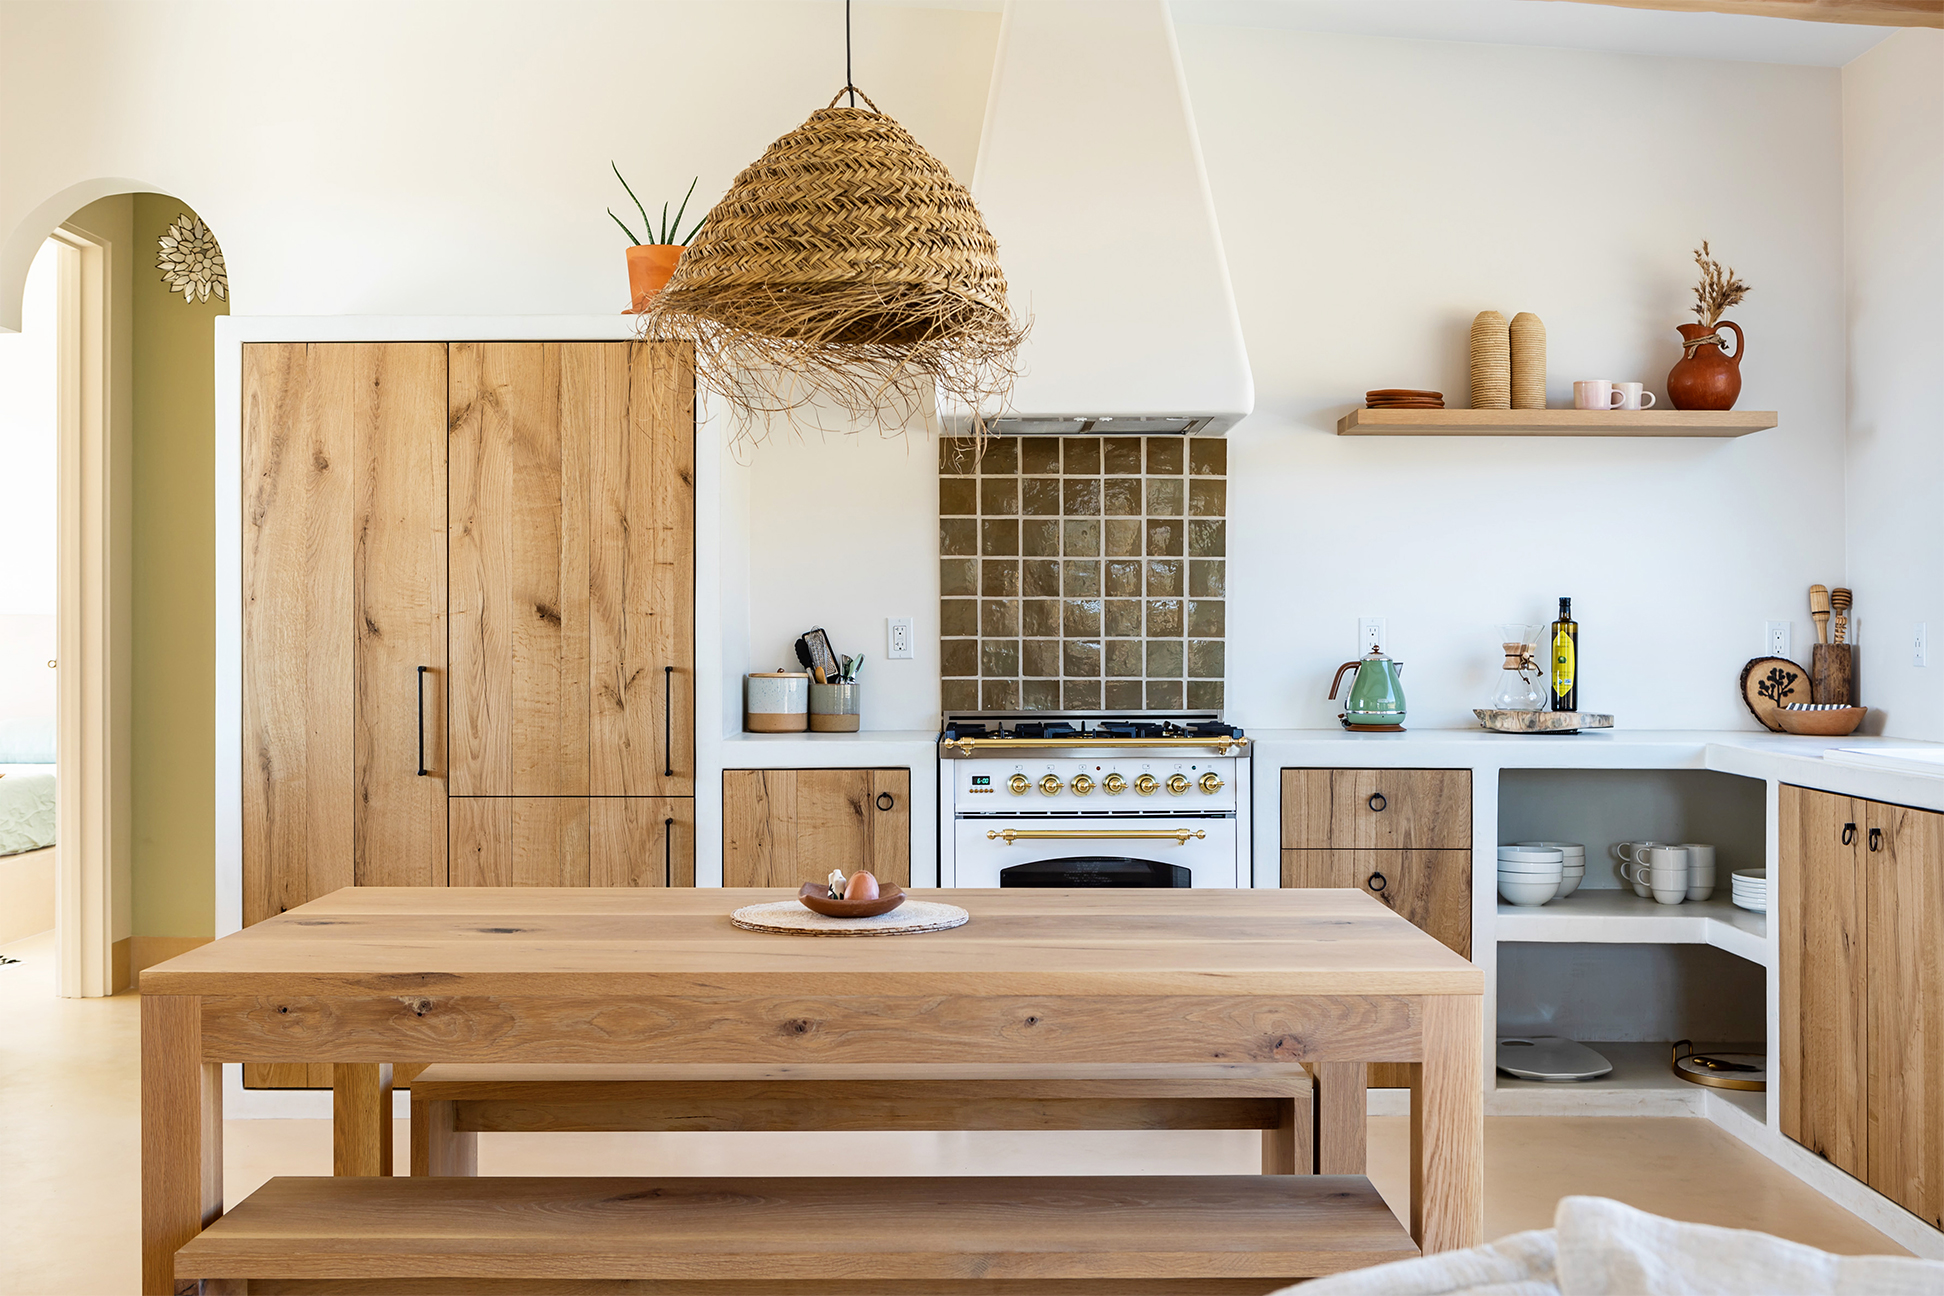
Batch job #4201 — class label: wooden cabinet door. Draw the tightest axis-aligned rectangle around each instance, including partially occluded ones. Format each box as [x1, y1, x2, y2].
[722, 769, 910, 888]
[1779, 785, 1868, 1180]
[1864, 799, 1944, 1227]
[450, 797, 696, 888]
[449, 342, 694, 799]
[242, 342, 447, 1088]
[1282, 848, 1470, 1089]
[1281, 769, 1470, 850]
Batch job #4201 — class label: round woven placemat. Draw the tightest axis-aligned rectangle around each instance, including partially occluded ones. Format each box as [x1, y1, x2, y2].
[730, 899, 971, 937]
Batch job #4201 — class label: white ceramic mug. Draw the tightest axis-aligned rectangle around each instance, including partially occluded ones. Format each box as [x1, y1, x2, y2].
[1574, 380, 1626, 411]
[1679, 843, 1716, 901]
[1614, 382, 1656, 410]
[1645, 844, 1689, 905]
[1615, 841, 1666, 897]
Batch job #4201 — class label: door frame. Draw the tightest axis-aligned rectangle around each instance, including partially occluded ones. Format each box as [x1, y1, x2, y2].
[47, 223, 122, 999]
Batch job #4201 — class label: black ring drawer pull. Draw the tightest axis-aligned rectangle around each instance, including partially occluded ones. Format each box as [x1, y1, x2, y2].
[1842, 823, 1856, 846]
[1868, 826, 1883, 853]
[1367, 872, 1387, 893]
[876, 792, 895, 812]
[1368, 792, 1387, 812]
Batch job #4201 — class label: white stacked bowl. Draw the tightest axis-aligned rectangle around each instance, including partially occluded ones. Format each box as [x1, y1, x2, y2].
[1498, 846, 1564, 906]
[1731, 868, 1768, 913]
[1516, 842, 1585, 898]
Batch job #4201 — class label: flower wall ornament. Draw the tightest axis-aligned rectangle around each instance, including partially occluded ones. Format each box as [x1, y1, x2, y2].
[157, 213, 227, 305]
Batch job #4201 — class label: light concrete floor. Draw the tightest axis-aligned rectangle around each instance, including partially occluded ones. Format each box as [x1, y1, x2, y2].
[1, 928, 1907, 1295]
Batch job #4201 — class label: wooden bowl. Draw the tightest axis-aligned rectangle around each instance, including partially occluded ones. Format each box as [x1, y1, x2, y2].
[1774, 706, 1866, 737]
[797, 882, 906, 918]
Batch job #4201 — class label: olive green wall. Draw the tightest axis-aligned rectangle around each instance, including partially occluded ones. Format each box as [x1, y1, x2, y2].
[130, 193, 221, 938]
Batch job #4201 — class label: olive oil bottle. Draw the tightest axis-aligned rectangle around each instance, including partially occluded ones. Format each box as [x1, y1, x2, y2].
[1549, 597, 1578, 712]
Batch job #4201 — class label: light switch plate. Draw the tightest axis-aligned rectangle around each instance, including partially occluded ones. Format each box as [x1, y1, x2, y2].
[1764, 621, 1791, 658]
[1358, 617, 1386, 655]
[887, 616, 914, 659]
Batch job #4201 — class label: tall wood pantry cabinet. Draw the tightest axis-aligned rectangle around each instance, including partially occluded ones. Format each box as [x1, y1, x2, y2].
[241, 340, 695, 1086]
[1780, 784, 1943, 1229]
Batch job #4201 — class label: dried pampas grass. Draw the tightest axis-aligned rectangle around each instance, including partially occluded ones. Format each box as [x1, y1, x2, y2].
[1691, 241, 1750, 328]
[640, 86, 1027, 450]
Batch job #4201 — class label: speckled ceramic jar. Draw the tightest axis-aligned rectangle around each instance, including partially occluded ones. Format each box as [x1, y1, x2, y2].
[744, 672, 809, 733]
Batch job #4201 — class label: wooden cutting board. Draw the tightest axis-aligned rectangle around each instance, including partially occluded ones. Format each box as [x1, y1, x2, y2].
[1740, 656, 1811, 731]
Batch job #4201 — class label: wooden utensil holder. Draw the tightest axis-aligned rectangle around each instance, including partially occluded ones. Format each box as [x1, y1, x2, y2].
[1811, 644, 1854, 706]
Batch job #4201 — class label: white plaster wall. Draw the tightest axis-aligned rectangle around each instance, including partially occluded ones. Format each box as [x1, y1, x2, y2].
[0, 241, 57, 614]
[1841, 30, 1943, 743]
[1176, 25, 1847, 730]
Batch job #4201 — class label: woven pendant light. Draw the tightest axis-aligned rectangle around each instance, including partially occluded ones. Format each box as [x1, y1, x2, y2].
[640, 84, 1026, 440]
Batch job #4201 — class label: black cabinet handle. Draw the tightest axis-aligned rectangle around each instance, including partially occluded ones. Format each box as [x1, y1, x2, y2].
[1367, 872, 1387, 893]
[416, 666, 429, 776]
[663, 666, 675, 778]
[1868, 826, 1883, 853]
[876, 792, 895, 812]
[1842, 822, 1856, 846]
[664, 816, 675, 887]
[1368, 792, 1387, 812]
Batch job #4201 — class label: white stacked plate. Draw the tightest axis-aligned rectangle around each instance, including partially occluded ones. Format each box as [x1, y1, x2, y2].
[1515, 841, 1585, 898]
[1731, 868, 1768, 913]
[1498, 846, 1564, 907]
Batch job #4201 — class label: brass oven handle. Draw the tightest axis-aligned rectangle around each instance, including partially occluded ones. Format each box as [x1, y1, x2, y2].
[986, 828, 1207, 845]
[947, 736, 1248, 755]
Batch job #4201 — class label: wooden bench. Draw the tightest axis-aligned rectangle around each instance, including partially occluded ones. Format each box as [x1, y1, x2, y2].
[175, 1172, 1419, 1294]
[408, 1063, 1320, 1178]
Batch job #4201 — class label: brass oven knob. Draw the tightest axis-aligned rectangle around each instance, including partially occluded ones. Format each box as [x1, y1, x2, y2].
[1135, 774, 1159, 796]
[1199, 772, 1224, 794]
[1070, 774, 1095, 796]
[1166, 773, 1190, 795]
[1102, 773, 1127, 795]
[1039, 774, 1064, 796]
[1008, 774, 1030, 795]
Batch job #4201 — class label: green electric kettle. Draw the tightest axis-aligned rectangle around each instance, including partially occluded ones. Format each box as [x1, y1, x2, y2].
[1329, 646, 1406, 730]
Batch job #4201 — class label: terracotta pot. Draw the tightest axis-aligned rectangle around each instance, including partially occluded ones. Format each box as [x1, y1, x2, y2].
[625, 244, 682, 313]
[1667, 320, 1744, 411]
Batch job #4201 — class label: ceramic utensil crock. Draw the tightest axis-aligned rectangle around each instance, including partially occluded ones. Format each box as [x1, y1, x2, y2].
[745, 671, 810, 733]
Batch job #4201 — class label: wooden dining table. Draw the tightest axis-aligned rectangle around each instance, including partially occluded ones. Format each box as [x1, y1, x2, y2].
[140, 886, 1482, 1294]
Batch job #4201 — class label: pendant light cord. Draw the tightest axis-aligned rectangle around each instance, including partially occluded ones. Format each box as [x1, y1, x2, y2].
[846, 0, 855, 107]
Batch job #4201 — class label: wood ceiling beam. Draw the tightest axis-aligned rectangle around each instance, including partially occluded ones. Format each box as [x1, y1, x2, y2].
[1540, 0, 1942, 27]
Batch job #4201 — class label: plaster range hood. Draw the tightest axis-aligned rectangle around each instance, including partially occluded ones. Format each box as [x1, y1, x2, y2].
[947, 0, 1254, 437]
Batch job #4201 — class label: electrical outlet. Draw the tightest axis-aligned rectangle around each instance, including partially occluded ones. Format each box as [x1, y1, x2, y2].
[1917, 622, 1929, 668]
[1765, 621, 1792, 658]
[887, 616, 914, 660]
[1358, 617, 1387, 655]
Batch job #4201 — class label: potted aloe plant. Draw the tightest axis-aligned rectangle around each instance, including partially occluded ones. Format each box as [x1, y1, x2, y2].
[609, 166, 706, 312]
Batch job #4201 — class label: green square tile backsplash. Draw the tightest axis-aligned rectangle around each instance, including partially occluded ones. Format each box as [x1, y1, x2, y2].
[941, 436, 1224, 713]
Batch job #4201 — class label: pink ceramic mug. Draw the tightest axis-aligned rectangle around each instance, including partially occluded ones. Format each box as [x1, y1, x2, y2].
[1574, 380, 1627, 411]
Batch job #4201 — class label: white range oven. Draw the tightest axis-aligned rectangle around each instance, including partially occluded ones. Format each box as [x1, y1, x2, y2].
[938, 714, 1251, 888]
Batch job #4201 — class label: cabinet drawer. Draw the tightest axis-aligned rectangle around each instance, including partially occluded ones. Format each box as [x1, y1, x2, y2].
[1281, 769, 1471, 850]
[723, 769, 911, 889]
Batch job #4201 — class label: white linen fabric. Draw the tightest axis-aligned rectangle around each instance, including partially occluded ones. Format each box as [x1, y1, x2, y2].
[0, 762, 54, 856]
[1281, 1195, 1944, 1296]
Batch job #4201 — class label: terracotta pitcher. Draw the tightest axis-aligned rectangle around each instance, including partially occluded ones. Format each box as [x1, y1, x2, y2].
[625, 244, 683, 313]
[1667, 320, 1744, 411]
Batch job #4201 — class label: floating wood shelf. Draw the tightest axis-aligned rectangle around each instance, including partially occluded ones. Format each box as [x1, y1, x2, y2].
[1336, 408, 1777, 437]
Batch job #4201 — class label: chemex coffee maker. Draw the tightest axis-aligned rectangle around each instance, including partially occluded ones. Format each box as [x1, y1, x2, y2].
[1329, 646, 1407, 731]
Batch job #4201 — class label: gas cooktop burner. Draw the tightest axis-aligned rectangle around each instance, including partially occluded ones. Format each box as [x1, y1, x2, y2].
[941, 715, 1244, 743]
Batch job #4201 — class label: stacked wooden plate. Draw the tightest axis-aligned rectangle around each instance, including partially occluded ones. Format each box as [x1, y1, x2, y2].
[1365, 389, 1444, 409]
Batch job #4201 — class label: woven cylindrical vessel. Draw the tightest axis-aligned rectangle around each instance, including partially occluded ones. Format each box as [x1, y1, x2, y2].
[1510, 312, 1546, 410]
[642, 87, 1024, 434]
[1470, 310, 1510, 411]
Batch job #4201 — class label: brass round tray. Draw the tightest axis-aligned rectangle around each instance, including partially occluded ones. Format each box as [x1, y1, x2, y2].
[1671, 1041, 1765, 1091]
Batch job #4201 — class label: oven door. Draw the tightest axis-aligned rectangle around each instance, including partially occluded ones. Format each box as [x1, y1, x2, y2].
[953, 816, 1238, 888]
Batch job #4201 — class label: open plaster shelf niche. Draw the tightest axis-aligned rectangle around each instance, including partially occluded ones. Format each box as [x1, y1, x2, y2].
[1336, 409, 1777, 437]
[1495, 889, 1766, 966]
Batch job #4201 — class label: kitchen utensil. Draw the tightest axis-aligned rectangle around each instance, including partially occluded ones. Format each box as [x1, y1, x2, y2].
[1809, 584, 1830, 644]
[1671, 1040, 1765, 1091]
[1498, 1036, 1613, 1082]
[1614, 382, 1655, 410]
[1831, 588, 1852, 644]
[809, 681, 861, 732]
[1573, 380, 1625, 410]
[1677, 843, 1716, 901]
[1329, 646, 1406, 730]
[744, 671, 810, 733]
[1739, 656, 1810, 731]
[796, 628, 841, 684]
[797, 880, 907, 918]
[1492, 624, 1547, 712]
[1474, 708, 1613, 734]
[1776, 704, 1865, 736]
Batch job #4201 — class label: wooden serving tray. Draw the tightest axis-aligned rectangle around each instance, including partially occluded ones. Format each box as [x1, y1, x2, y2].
[1474, 709, 1613, 734]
